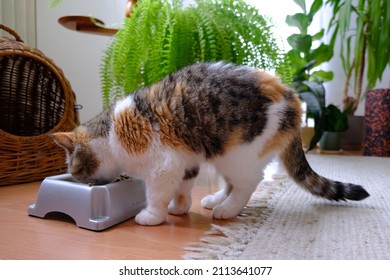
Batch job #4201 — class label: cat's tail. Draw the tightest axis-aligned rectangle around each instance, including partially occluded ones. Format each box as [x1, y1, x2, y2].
[280, 135, 369, 201]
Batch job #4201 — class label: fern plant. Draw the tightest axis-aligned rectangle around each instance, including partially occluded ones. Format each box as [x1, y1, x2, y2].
[101, 0, 290, 107]
[49, 0, 64, 8]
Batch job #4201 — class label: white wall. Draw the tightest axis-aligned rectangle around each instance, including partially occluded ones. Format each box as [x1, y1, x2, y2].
[35, 0, 389, 122]
[36, 0, 126, 123]
[0, 0, 37, 47]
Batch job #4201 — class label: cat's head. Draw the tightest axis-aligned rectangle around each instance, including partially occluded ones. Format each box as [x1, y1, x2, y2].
[50, 127, 119, 185]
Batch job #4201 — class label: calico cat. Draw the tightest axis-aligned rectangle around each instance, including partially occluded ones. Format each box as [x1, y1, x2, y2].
[51, 62, 369, 226]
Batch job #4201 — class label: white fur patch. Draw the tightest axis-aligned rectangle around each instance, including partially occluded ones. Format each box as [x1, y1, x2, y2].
[90, 137, 120, 181]
[114, 95, 134, 117]
[263, 99, 287, 138]
[210, 99, 287, 187]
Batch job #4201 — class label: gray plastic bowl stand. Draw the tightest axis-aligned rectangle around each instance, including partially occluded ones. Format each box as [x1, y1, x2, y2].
[28, 174, 146, 231]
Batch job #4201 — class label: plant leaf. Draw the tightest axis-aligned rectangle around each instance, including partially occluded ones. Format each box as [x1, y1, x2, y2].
[100, 0, 288, 106]
[312, 28, 324, 41]
[285, 13, 310, 34]
[353, 13, 366, 84]
[308, 0, 324, 19]
[309, 43, 333, 67]
[287, 34, 312, 56]
[309, 70, 334, 82]
[299, 91, 321, 118]
[302, 80, 325, 108]
[49, 0, 63, 8]
[323, 104, 348, 132]
[293, 0, 306, 13]
[286, 49, 307, 72]
[366, 0, 390, 89]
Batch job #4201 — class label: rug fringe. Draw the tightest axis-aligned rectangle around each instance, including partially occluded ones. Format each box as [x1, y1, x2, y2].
[182, 177, 288, 260]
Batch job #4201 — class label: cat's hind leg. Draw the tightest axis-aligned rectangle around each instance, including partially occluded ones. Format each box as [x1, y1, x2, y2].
[200, 180, 231, 210]
[210, 147, 275, 219]
[211, 175, 261, 219]
[168, 166, 199, 215]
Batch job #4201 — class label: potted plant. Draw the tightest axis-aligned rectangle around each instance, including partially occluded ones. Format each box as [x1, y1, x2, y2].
[319, 104, 348, 151]
[100, 0, 291, 107]
[285, 0, 335, 150]
[326, 0, 389, 114]
[326, 0, 390, 155]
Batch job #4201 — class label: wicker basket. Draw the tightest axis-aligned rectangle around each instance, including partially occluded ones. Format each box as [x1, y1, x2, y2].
[0, 24, 80, 186]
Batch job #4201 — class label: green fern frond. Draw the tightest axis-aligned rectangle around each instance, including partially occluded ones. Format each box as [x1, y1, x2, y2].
[172, 10, 195, 68]
[100, 0, 289, 108]
[100, 42, 115, 106]
[49, 0, 63, 8]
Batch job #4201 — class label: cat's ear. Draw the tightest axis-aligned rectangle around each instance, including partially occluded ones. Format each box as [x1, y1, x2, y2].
[50, 132, 75, 152]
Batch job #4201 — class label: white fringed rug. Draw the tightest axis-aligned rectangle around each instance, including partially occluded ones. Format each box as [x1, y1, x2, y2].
[183, 155, 390, 260]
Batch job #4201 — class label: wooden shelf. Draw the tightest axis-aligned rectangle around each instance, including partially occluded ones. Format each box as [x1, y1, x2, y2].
[58, 16, 118, 36]
[57, 1, 138, 36]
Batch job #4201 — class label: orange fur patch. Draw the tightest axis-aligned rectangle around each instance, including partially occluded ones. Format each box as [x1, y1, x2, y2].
[287, 91, 304, 132]
[74, 127, 92, 142]
[149, 84, 192, 152]
[292, 95, 303, 119]
[258, 130, 295, 158]
[258, 93, 302, 158]
[256, 71, 286, 102]
[146, 84, 159, 103]
[155, 103, 184, 148]
[113, 108, 153, 155]
[176, 194, 186, 205]
[173, 81, 185, 96]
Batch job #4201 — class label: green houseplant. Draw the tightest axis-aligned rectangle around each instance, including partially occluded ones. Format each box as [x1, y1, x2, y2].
[100, 0, 291, 107]
[286, 0, 334, 85]
[326, 0, 390, 114]
[285, 0, 336, 150]
[325, 0, 390, 153]
[49, 0, 63, 8]
[319, 104, 348, 151]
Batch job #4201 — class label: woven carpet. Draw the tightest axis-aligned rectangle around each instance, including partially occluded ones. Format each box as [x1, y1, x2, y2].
[184, 154, 390, 259]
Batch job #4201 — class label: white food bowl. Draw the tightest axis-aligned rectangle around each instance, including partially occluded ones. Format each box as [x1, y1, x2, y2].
[28, 174, 146, 231]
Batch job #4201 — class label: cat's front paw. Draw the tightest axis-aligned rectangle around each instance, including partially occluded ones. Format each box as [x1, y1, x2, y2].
[201, 192, 226, 209]
[135, 209, 166, 226]
[212, 204, 240, 220]
[168, 197, 192, 216]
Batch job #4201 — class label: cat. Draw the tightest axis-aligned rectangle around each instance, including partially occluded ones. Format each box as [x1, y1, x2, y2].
[51, 62, 369, 226]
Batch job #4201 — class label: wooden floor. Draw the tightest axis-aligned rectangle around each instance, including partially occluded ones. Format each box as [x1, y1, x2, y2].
[0, 149, 362, 260]
[0, 168, 229, 260]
